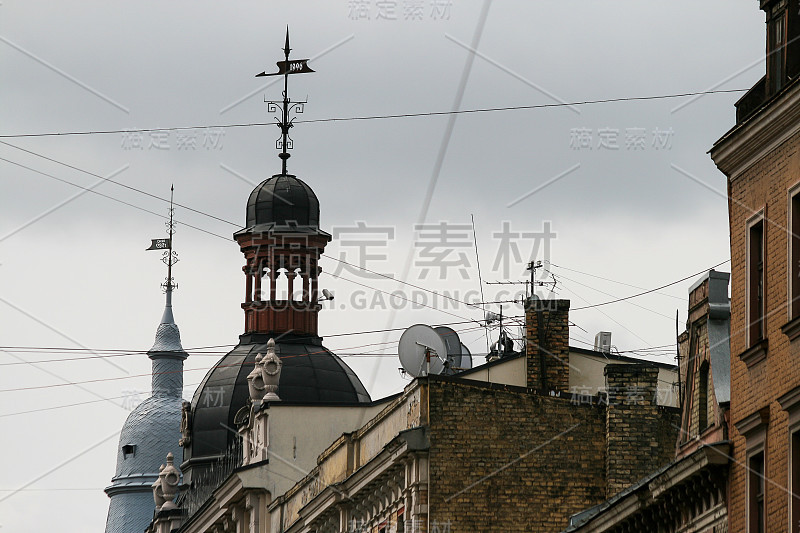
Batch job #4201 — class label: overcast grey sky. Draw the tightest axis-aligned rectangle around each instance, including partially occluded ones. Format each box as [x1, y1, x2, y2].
[0, 1, 763, 531]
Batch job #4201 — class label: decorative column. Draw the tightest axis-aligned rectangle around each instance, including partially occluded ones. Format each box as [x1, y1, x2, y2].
[286, 269, 297, 302]
[253, 261, 262, 302]
[244, 265, 253, 303]
[269, 265, 277, 302]
[301, 262, 310, 302]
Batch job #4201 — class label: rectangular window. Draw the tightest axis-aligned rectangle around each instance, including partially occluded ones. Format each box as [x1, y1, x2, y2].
[699, 361, 710, 432]
[791, 192, 800, 320]
[749, 219, 765, 344]
[749, 451, 766, 533]
[793, 431, 800, 533]
[770, 10, 787, 94]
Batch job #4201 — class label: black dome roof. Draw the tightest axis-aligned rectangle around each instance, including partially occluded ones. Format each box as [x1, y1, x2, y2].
[246, 174, 320, 228]
[188, 334, 371, 459]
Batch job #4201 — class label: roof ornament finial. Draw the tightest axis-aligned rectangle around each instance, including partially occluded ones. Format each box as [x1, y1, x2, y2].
[256, 27, 315, 176]
[146, 186, 179, 326]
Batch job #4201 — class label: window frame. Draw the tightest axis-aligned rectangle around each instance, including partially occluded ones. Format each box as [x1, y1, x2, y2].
[769, 7, 788, 94]
[737, 408, 769, 533]
[698, 360, 710, 432]
[749, 448, 766, 533]
[790, 426, 800, 533]
[788, 183, 800, 322]
[747, 211, 767, 347]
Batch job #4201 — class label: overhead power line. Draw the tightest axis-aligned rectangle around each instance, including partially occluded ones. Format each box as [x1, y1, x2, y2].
[544, 261, 687, 301]
[2, 142, 484, 313]
[570, 260, 731, 311]
[2, 143, 732, 327]
[0, 140, 239, 227]
[0, 89, 748, 139]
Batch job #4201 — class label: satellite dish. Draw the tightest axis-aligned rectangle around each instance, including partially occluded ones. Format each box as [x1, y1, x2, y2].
[434, 326, 462, 374]
[398, 324, 448, 377]
[460, 343, 472, 370]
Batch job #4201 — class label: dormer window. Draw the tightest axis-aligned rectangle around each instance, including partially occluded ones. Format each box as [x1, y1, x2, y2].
[122, 444, 136, 459]
[768, 5, 788, 94]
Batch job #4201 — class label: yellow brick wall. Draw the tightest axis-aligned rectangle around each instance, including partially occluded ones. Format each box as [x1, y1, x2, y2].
[728, 129, 800, 532]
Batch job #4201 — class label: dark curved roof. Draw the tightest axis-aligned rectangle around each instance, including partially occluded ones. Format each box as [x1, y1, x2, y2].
[188, 334, 371, 459]
[246, 174, 320, 228]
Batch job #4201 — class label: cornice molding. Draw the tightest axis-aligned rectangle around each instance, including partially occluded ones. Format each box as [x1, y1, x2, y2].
[734, 407, 770, 437]
[778, 385, 800, 412]
[738, 339, 768, 368]
[711, 83, 800, 179]
[782, 316, 800, 341]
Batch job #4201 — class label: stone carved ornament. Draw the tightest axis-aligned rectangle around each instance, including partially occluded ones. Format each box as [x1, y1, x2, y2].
[246, 338, 282, 402]
[179, 400, 192, 447]
[158, 452, 181, 511]
[152, 464, 166, 509]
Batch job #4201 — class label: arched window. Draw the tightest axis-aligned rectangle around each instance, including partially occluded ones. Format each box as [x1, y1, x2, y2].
[699, 361, 710, 432]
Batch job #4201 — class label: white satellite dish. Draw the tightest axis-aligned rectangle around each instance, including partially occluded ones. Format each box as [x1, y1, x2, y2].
[398, 324, 448, 377]
[460, 343, 473, 370]
[434, 326, 462, 374]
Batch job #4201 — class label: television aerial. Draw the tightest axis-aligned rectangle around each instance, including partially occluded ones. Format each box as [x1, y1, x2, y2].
[398, 324, 448, 377]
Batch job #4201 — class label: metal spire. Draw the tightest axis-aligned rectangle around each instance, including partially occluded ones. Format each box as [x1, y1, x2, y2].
[145, 186, 186, 354]
[146, 186, 179, 324]
[161, 185, 179, 321]
[256, 27, 315, 176]
[279, 28, 291, 174]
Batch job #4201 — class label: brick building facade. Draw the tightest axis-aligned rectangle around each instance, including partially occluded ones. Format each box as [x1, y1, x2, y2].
[149, 296, 680, 533]
[710, 1, 800, 531]
[562, 270, 732, 533]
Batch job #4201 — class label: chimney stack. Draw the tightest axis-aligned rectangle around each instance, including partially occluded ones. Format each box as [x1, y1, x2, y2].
[525, 298, 570, 393]
[604, 363, 676, 496]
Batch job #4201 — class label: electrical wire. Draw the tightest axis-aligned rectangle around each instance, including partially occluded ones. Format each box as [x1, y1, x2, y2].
[0, 155, 232, 241]
[0, 382, 202, 419]
[0, 140, 239, 227]
[570, 260, 730, 311]
[2, 143, 488, 313]
[553, 271, 675, 320]
[0, 323, 487, 391]
[0, 89, 749, 139]
[544, 261, 687, 301]
[1, 144, 729, 322]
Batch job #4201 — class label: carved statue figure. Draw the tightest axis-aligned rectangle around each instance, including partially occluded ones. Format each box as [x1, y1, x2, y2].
[179, 400, 192, 447]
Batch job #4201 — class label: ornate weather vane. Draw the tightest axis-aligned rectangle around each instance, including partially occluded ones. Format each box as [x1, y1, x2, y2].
[256, 27, 315, 175]
[146, 185, 179, 298]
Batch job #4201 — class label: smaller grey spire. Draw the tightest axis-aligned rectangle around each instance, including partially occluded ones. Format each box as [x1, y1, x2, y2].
[149, 299, 186, 356]
[148, 185, 186, 360]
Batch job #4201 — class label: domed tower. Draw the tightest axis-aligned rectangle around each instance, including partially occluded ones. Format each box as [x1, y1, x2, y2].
[180, 31, 371, 487]
[104, 198, 187, 533]
[181, 173, 372, 484]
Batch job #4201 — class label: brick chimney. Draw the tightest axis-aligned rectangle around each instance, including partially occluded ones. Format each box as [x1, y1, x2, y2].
[604, 363, 677, 497]
[525, 298, 570, 393]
